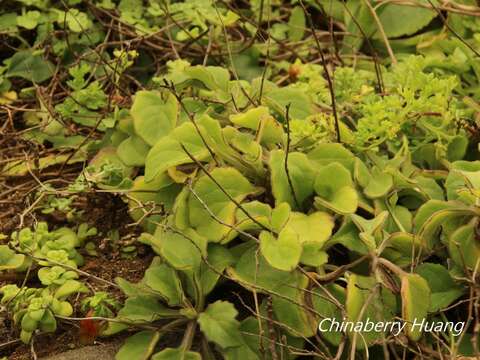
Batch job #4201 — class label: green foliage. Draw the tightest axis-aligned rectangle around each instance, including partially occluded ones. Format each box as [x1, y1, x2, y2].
[2, 1, 480, 358]
[197, 301, 242, 348]
[55, 63, 108, 128]
[95, 58, 478, 357]
[0, 222, 96, 343]
[401, 273, 431, 341]
[8, 222, 96, 268]
[6, 50, 54, 83]
[81, 292, 120, 318]
[0, 281, 85, 343]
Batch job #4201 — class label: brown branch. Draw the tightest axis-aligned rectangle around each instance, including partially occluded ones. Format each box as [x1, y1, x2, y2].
[299, 0, 341, 142]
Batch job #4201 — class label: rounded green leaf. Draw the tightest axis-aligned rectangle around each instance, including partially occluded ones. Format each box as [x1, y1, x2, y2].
[17, 11, 41, 30]
[228, 245, 296, 293]
[230, 106, 269, 130]
[152, 348, 201, 360]
[131, 91, 178, 146]
[0, 245, 25, 271]
[39, 310, 57, 333]
[144, 122, 210, 182]
[117, 136, 150, 167]
[313, 284, 345, 346]
[184, 66, 230, 92]
[116, 331, 161, 360]
[116, 296, 178, 323]
[188, 167, 255, 242]
[142, 228, 207, 272]
[198, 301, 242, 348]
[445, 161, 480, 201]
[377, 2, 436, 38]
[363, 168, 393, 199]
[21, 314, 38, 332]
[346, 274, 397, 347]
[382, 232, 423, 266]
[63, 9, 93, 32]
[449, 219, 480, 270]
[414, 200, 458, 231]
[447, 135, 468, 162]
[269, 150, 316, 209]
[271, 272, 316, 337]
[198, 244, 235, 295]
[401, 273, 431, 341]
[288, 6, 306, 42]
[314, 186, 358, 215]
[415, 263, 464, 312]
[417, 204, 477, 250]
[54, 280, 88, 299]
[286, 211, 334, 245]
[144, 264, 184, 306]
[6, 50, 54, 83]
[299, 243, 328, 267]
[264, 87, 312, 120]
[20, 330, 33, 344]
[353, 158, 371, 188]
[314, 163, 355, 200]
[259, 229, 302, 271]
[235, 201, 272, 231]
[270, 202, 291, 232]
[55, 301, 73, 317]
[308, 143, 355, 172]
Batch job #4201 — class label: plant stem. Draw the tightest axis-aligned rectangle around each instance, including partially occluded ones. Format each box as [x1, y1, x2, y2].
[181, 321, 197, 352]
[377, 257, 408, 277]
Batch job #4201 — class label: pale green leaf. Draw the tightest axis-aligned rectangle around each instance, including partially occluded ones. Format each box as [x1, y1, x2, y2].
[269, 150, 316, 210]
[184, 66, 230, 92]
[17, 11, 41, 30]
[346, 274, 397, 347]
[286, 211, 334, 245]
[116, 296, 178, 323]
[415, 263, 464, 312]
[140, 228, 207, 272]
[401, 273, 430, 341]
[145, 122, 210, 182]
[117, 135, 150, 167]
[188, 167, 255, 242]
[198, 301, 242, 348]
[377, 1, 436, 38]
[144, 264, 184, 306]
[152, 348, 201, 360]
[314, 162, 358, 214]
[363, 168, 393, 199]
[116, 331, 161, 360]
[131, 91, 178, 146]
[6, 50, 54, 83]
[449, 219, 480, 270]
[0, 245, 25, 271]
[288, 6, 305, 42]
[259, 229, 302, 271]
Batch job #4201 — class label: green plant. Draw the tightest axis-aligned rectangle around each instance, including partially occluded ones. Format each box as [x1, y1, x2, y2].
[81, 291, 120, 318]
[2, 1, 480, 358]
[0, 222, 97, 343]
[9, 222, 96, 268]
[0, 283, 86, 343]
[74, 56, 479, 358]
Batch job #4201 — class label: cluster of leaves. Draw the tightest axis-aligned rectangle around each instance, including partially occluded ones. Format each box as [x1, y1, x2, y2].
[0, 283, 81, 343]
[0, 222, 97, 343]
[59, 55, 479, 359]
[2, 0, 480, 358]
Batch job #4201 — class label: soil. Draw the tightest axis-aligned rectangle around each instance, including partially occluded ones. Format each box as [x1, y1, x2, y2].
[0, 161, 153, 359]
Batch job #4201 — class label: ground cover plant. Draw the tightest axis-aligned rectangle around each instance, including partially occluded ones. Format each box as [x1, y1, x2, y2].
[1, 0, 480, 359]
